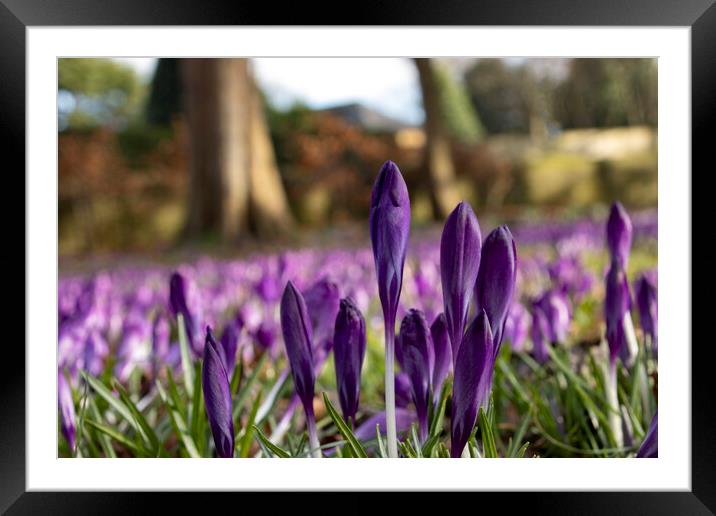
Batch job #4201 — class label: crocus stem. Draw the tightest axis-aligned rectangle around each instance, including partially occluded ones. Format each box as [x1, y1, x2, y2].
[461, 446, 471, 458]
[384, 323, 398, 458]
[622, 312, 639, 368]
[606, 360, 623, 448]
[305, 405, 322, 458]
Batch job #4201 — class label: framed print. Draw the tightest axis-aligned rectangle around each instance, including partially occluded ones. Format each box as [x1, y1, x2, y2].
[3, 0, 712, 513]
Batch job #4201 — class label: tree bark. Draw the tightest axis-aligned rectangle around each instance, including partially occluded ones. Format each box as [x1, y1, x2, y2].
[182, 58, 292, 243]
[414, 58, 462, 220]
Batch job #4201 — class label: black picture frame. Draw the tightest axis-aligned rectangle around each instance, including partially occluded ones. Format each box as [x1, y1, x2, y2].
[3, 0, 711, 513]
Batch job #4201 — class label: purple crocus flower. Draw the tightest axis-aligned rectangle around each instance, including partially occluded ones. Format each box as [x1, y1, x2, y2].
[398, 309, 434, 441]
[169, 272, 197, 354]
[280, 281, 320, 457]
[607, 202, 633, 268]
[474, 225, 517, 357]
[430, 313, 452, 401]
[353, 408, 417, 443]
[58, 370, 77, 452]
[503, 302, 530, 352]
[395, 372, 412, 408]
[451, 310, 494, 458]
[219, 321, 240, 379]
[333, 297, 367, 426]
[530, 303, 551, 364]
[202, 327, 234, 458]
[440, 202, 482, 364]
[635, 272, 658, 357]
[369, 160, 411, 457]
[535, 290, 571, 344]
[636, 410, 658, 458]
[605, 263, 632, 366]
[304, 278, 341, 350]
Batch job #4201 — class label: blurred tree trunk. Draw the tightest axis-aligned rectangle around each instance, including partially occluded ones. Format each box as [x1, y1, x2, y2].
[414, 58, 462, 220]
[182, 58, 292, 243]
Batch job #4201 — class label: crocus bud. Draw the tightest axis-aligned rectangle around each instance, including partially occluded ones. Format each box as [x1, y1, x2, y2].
[634, 272, 658, 357]
[474, 225, 516, 357]
[504, 302, 530, 352]
[58, 370, 77, 452]
[395, 372, 412, 408]
[219, 321, 240, 379]
[369, 160, 411, 333]
[202, 327, 234, 458]
[333, 297, 367, 425]
[440, 202, 482, 363]
[280, 281, 316, 412]
[607, 202, 632, 267]
[530, 303, 551, 364]
[169, 272, 195, 352]
[398, 309, 434, 441]
[536, 290, 571, 344]
[451, 310, 493, 458]
[636, 410, 658, 458]
[430, 313, 452, 400]
[605, 263, 632, 366]
[304, 278, 341, 350]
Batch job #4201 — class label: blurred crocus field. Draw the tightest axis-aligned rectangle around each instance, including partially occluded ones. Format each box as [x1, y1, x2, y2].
[58, 58, 657, 459]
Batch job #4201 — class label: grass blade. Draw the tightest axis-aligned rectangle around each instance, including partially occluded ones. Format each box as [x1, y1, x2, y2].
[253, 425, 291, 458]
[321, 392, 368, 458]
[177, 314, 195, 398]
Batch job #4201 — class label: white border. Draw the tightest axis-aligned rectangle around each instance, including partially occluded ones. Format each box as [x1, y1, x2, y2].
[28, 27, 690, 490]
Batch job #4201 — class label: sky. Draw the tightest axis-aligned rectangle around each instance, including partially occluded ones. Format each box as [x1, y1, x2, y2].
[113, 57, 425, 124]
[112, 57, 570, 126]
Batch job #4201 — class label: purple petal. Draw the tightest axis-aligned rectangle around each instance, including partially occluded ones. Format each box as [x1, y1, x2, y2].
[280, 281, 316, 411]
[441, 202, 482, 363]
[605, 263, 632, 364]
[58, 370, 77, 451]
[474, 225, 516, 358]
[607, 202, 632, 267]
[451, 310, 493, 457]
[636, 410, 658, 458]
[369, 160, 411, 332]
[202, 327, 234, 458]
[333, 297, 367, 424]
[430, 313, 452, 399]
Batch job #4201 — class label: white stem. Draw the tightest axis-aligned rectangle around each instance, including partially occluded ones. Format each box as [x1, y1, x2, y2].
[606, 362, 623, 448]
[461, 446, 471, 458]
[306, 411, 322, 458]
[622, 313, 639, 368]
[384, 324, 398, 458]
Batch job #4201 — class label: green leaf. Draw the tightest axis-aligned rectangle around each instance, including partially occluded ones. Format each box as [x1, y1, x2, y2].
[421, 433, 441, 458]
[428, 387, 448, 439]
[177, 313, 195, 398]
[376, 424, 388, 459]
[81, 372, 136, 432]
[233, 352, 268, 423]
[253, 425, 291, 458]
[165, 366, 187, 420]
[112, 379, 160, 454]
[156, 380, 201, 458]
[410, 424, 423, 458]
[239, 392, 262, 458]
[190, 360, 204, 452]
[479, 407, 498, 458]
[85, 419, 146, 456]
[321, 392, 368, 458]
[87, 396, 116, 458]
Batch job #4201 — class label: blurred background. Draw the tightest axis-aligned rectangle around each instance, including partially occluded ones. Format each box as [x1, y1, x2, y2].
[58, 57, 657, 268]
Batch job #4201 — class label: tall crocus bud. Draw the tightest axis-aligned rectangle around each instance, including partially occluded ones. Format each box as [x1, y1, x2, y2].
[635, 273, 658, 357]
[451, 310, 494, 458]
[369, 160, 410, 457]
[605, 264, 633, 367]
[398, 309, 434, 442]
[169, 272, 195, 353]
[530, 304, 551, 364]
[430, 313, 452, 402]
[58, 370, 77, 452]
[441, 202, 482, 364]
[202, 327, 234, 458]
[280, 281, 320, 457]
[333, 297, 367, 426]
[536, 290, 571, 344]
[636, 410, 658, 458]
[607, 202, 633, 267]
[504, 302, 530, 352]
[474, 225, 517, 357]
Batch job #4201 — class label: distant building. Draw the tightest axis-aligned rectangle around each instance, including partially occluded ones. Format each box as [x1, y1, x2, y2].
[318, 102, 425, 149]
